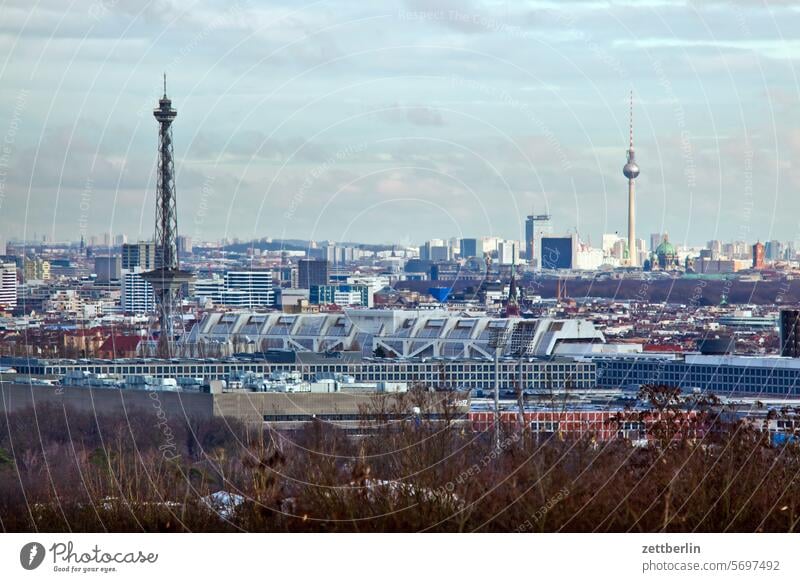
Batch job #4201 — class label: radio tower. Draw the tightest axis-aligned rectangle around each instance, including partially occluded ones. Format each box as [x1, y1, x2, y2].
[623, 91, 640, 267]
[142, 75, 193, 357]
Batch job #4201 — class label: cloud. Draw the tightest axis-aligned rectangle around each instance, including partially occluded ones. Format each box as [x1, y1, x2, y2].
[374, 104, 446, 127]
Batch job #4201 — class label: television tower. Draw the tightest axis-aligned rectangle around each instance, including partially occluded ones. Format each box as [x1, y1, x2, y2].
[142, 75, 193, 357]
[623, 91, 640, 267]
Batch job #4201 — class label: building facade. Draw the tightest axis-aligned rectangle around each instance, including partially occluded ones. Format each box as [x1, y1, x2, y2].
[310, 284, 370, 307]
[224, 271, 274, 308]
[0, 262, 17, 309]
[122, 242, 157, 271]
[298, 259, 329, 289]
[121, 268, 156, 314]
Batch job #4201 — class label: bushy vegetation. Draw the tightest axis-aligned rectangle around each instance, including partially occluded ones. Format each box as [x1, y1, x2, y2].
[1, 397, 799, 532]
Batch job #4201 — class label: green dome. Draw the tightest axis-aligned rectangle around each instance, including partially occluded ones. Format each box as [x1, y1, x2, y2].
[655, 239, 676, 257]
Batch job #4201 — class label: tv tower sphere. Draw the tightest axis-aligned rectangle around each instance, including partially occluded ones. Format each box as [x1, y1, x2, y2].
[623, 158, 640, 179]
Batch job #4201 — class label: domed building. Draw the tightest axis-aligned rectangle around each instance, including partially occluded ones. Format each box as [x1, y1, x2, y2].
[655, 234, 679, 270]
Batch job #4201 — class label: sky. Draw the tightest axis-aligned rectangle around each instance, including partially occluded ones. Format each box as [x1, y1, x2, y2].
[1, 0, 800, 248]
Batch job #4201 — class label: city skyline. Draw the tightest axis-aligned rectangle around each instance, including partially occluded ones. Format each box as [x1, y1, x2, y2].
[2, 1, 800, 246]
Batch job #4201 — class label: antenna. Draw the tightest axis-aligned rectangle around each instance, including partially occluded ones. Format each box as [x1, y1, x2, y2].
[628, 89, 634, 151]
[163, 73, 167, 98]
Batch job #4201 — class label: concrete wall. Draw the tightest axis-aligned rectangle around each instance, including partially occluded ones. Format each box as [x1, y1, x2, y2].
[0, 384, 468, 425]
[0, 383, 214, 420]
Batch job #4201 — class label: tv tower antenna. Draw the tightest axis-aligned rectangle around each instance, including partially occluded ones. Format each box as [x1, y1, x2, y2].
[142, 75, 193, 357]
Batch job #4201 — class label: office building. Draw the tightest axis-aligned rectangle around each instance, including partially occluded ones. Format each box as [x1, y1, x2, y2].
[298, 259, 329, 289]
[525, 214, 550, 265]
[460, 238, 479, 259]
[540, 235, 577, 270]
[122, 242, 157, 271]
[195, 277, 225, 304]
[497, 240, 518, 265]
[781, 309, 800, 358]
[766, 240, 783, 262]
[310, 284, 370, 307]
[421, 240, 451, 262]
[224, 271, 274, 308]
[94, 256, 122, 283]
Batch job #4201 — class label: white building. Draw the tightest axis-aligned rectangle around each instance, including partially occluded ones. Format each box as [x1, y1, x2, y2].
[121, 268, 156, 314]
[224, 271, 274, 308]
[195, 277, 225, 304]
[575, 246, 604, 270]
[0, 262, 17, 310]
[196, 272, 275, 308]
[497, 240, 519, 265]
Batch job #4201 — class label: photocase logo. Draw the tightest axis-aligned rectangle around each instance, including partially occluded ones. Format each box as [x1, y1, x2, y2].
[20, 542, 46, 570]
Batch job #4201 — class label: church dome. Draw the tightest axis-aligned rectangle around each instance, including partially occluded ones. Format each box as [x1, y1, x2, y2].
[656, 239, 676, 258]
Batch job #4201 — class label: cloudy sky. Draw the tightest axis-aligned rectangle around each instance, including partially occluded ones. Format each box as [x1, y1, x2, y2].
[1, 0, 800, 247]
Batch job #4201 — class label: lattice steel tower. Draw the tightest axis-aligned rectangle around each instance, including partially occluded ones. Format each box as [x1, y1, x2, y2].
[142, 75, 193, 357]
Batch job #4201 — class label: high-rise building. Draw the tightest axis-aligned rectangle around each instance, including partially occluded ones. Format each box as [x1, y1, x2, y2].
[298, 259, 329, 289]
[122, 242, 156, 271]
[94, 256, 122, 283]
[420, 240, 450, 262]
[114, 234, 128, 246]
[177, 235, 193, 256]
[525, 214, 550, 265]
[224, 271, 274, 308]
[622, 92, 640, 267]
[22, 258, 50, 281]
[0, 262, 17, 310]
[459, 238, 479, 259]
[707, 240, 722, 260]
[650, 233, 663, 252]
[121, 269, 156, 314]
[497, 240, 518, 265]
[752, 242, 765, 269]
[540, 235, 578, 270]
[765, 240, 783, 262]
[781, 309, 800, 358]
